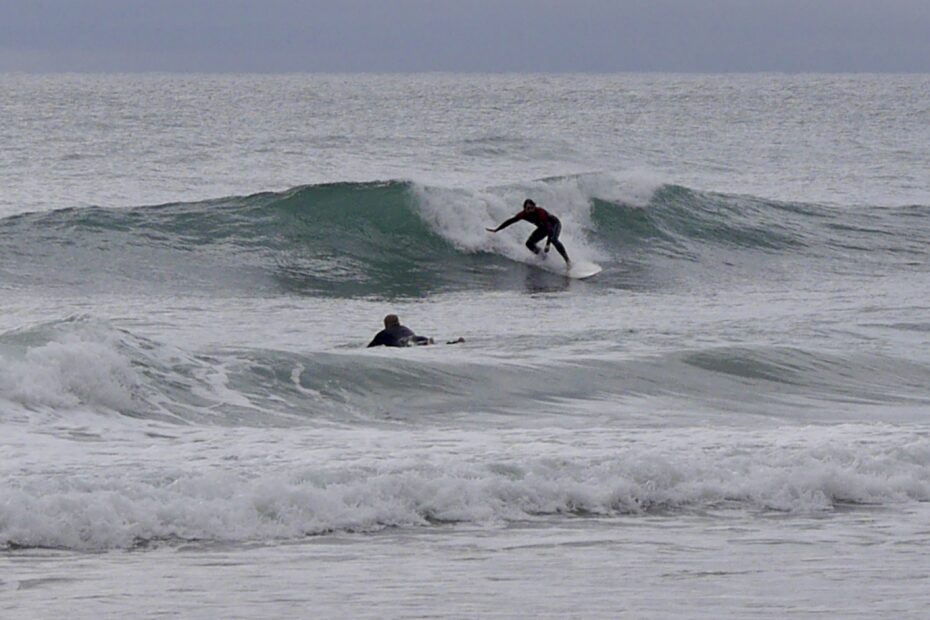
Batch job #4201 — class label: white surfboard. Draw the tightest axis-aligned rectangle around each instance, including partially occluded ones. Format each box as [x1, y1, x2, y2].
[566, 260, 603, 279]
[533, 257, 603, 280]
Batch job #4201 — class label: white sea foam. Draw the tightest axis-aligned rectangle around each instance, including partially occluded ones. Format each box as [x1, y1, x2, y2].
[0, 320, 259, 425]
[2, 427, 927, 550]
[412, 172, 662, 265]
[0, 322, 140, 414]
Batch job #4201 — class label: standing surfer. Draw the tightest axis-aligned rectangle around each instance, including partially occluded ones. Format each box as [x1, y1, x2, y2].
[486, 199, 571, 267]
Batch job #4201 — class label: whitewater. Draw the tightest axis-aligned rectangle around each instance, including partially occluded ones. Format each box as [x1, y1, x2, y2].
[2, 73, 930, 618]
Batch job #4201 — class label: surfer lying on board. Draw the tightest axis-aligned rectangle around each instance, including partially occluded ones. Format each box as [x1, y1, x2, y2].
[486, 199, 571, 267]
[367, 314, 465, 348]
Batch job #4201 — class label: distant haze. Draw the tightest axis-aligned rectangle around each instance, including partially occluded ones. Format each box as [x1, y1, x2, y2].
[1, 0, 929, 73]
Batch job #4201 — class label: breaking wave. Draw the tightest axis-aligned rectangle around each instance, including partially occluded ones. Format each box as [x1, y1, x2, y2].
[2, 175, 928, 297]
[3, 425, 928, 550]
[3, 318, 928, 428]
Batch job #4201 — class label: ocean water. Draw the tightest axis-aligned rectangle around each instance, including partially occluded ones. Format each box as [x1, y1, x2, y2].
[2, 73, 930, 618]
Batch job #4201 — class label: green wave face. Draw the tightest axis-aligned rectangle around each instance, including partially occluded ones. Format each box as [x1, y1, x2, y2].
[1, 181, 481, 298]
[252, 182, 473, 296]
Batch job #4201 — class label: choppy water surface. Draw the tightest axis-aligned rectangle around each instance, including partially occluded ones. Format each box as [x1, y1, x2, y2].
[2, 73, 929, 618]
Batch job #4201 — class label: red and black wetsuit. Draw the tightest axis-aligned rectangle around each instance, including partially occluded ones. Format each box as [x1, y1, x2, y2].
[494, 207, 570, 263]
[496, 207, 558, 233]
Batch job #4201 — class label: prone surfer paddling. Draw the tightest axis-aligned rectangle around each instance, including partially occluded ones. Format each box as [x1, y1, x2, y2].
[486, 199, 571, 267]
[367, 314, 464, 348]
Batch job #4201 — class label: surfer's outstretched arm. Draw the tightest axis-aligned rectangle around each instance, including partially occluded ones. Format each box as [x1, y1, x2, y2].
[486, 213, 524, 233]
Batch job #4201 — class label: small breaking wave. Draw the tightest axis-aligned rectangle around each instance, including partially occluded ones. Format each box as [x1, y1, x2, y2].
[2, 318, 929, 429]
[2, 426, 928, 550]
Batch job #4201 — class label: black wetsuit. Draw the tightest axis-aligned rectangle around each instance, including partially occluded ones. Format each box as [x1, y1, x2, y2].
[495, 207, 570, 263]
[367, 325, 430, 347]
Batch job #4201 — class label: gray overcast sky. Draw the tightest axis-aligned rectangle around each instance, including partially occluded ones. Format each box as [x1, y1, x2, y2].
[1, 0, 929, 73]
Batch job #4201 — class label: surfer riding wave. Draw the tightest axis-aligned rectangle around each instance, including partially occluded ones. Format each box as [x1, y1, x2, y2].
[487, 199, 571, 267]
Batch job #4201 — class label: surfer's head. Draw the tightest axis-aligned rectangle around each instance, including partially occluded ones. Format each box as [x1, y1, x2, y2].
[523, 199, 536, 212]
[383, 314, 400, 328]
